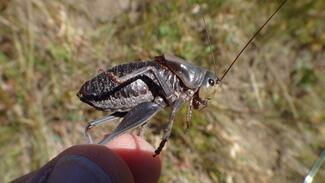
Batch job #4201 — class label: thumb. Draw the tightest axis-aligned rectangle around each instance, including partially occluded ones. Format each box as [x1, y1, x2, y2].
[107, 134, 161, 183]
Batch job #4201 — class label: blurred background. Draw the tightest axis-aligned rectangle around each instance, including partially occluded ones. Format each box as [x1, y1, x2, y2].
[0, 0, 324, 182]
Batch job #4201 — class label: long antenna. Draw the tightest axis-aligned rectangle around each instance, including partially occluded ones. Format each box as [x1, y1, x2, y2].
[219, 0, 287, 81]
[202, 16, 218, 76]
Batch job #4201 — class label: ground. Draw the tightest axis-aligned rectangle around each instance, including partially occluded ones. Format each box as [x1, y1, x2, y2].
[0, 0, 324, 182]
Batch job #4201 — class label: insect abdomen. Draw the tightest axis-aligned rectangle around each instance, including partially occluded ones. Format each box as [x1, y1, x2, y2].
[97, 79, 155, 111]
[101, 61, 183, 111]
[78, 60, 183, 111]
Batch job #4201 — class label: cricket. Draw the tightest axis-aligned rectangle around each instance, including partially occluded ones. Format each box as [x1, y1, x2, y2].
[77, 0, 287, 157]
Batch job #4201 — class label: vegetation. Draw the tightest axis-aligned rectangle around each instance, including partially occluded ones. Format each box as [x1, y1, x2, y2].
[0, 0, 324, 182]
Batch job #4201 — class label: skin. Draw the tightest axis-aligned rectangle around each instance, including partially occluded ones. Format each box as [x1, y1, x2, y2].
[107, 134, 161, 183]
[12, 134, 161, 183]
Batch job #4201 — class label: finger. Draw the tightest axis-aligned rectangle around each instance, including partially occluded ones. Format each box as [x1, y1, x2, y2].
[12, 145, 134, 183]
[107, 134, 161, 183]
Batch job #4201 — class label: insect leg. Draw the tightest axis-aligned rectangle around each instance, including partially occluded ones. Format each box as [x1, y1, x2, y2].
[85, 112, 126, 143]
[186, 97, 193, 129]
[98, 100, 165, 145]
[107, 66, 175, 103]
[137, 122, 147, 137]
[154, 95, 186, 157]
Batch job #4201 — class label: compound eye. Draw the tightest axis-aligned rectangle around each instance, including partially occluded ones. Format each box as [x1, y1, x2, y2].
[208, 79, 215, 86]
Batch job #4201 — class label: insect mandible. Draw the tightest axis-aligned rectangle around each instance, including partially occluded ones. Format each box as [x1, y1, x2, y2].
[77, 0, 287, 156]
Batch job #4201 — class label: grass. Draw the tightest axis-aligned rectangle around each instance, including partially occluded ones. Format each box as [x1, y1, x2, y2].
[0, 0, 325, 182]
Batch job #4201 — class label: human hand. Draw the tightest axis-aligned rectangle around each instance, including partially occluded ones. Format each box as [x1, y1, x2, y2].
[12, 134, 161, 183]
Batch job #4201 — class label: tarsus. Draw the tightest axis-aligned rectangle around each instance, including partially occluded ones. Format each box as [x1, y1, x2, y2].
[219, 0, 287, 81]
